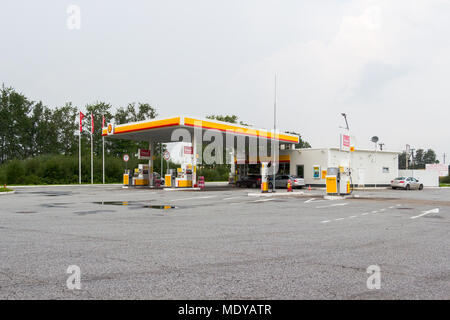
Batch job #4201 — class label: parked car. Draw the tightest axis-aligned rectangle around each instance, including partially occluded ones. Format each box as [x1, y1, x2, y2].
[236, 175, 261, 188]
[391, 177, 423, 190]
[268, 175, 305, 189]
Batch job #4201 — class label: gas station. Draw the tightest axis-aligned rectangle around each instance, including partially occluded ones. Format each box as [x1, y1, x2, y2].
[103, 116, 300, 190]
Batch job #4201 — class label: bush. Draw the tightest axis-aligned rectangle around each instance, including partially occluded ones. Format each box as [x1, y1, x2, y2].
[0, 154, 181, 185]
[5, 160, 25, 184]
[198, 165, 230, 181]
[439, 176, 450, 184]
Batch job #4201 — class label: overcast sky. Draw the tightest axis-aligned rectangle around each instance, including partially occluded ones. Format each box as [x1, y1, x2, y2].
[1, 0, 449, 162]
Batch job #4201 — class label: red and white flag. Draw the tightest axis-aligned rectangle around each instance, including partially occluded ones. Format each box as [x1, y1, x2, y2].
[102, 115, 106, 129]
[79, 111, 85, 132]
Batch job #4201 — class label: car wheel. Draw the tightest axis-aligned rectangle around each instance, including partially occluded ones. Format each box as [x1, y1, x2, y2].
[419, 184, 423, 190]
[252, 183, 257, 188]
[392, 187, 396, 190]
[406, 184, 410, 190]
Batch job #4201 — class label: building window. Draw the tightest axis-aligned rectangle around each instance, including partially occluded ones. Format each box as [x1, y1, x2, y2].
[279, 163, 289, 175]
[382, 167, 389, 173]
[296, 165, 304, 178]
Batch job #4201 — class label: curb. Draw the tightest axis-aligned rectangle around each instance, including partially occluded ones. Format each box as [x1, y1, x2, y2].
[0, 190, 15, 195]
[164, 188, 202, 191]
[10, 184, 122, 188]
[248, 192, 305, 197]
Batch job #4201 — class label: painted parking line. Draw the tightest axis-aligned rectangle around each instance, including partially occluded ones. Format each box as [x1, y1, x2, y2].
[222, 196, 244, 201]
[410, 208, 439, 219]
[170, 196, 218, 202]
[304, 198, 325, 203]
[251, 198, 276, 203]
[319, 206, 400, 224]
[316, 203, 348, 209]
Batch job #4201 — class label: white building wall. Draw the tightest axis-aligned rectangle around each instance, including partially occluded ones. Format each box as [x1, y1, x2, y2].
[332, 149, 399, 186]
[283, 149, 328, 186]
[283, 148, 399, 186]
[398, 170, 439, 187]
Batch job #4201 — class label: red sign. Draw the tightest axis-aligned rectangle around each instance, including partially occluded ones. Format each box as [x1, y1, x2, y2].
[184, 146, 193, 155]
[343, 135, 350, 148]
[139, 149, 151, 158]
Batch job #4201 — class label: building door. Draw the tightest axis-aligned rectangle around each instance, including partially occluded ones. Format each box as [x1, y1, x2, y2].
[358, 168, 365, 186]
[296, 165, 304, 178]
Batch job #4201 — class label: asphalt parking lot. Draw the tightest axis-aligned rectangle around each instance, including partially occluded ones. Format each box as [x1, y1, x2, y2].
[0, 185, 449, 299]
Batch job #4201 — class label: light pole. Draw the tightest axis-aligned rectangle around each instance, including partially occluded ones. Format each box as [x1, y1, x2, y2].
[272, 74, 277, 192]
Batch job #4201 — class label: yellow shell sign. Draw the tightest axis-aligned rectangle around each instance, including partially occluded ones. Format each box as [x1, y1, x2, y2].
[107, 123, 114, 135]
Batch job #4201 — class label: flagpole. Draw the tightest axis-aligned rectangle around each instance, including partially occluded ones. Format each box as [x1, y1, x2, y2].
[102, 115, 105, 184]
[91, 113, 94, 185]
[79, 111, 83, 184]
[102, 136, 105, 184]
[79, 131, 81, 184]
[91, 131, 93, 184]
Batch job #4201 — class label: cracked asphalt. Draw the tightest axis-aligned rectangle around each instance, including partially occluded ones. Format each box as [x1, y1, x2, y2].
[0, 185, 449, 299]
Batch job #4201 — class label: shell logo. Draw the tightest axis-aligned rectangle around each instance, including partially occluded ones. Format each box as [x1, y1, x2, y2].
[107, 123, 113, 134]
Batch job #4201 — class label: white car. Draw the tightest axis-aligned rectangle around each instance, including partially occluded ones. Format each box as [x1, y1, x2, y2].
[391, 177, 423, 190]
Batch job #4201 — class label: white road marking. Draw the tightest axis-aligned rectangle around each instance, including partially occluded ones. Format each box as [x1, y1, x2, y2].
[361, 212, 369, 216]
[316, 203, 348, 209]
[371, 210, 378, 214]
[321, 220, 331, 223]
[304, 198, 324, 203]
[222, 196, 243, 200]
[379, 208, 386, 212]
[334, 218, 345, 221]
[170, 196, 217, 202]
[396, 204, 402, 206]
[251, 198, 275, 203]
[388, 206, 395, 209]
[410, 208, 439, 219]
[349, 215, 357, 218]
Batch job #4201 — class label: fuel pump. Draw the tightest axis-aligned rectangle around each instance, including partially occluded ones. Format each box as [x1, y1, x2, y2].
[260, 162, 269, 193]
[326, 166, 351, 195]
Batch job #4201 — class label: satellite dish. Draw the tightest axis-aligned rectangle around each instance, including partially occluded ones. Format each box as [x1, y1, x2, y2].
[371, 136, 379, 143]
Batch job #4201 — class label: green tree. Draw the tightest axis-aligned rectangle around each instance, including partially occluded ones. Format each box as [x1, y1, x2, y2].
[284, 131, 311, 149]
[423, 149, 439, 165]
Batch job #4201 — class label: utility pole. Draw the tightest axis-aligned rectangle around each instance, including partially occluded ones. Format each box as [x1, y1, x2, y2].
[272, 74, 277, 193]
[443, 153, 446, 164]
[405, 144, 410, 170]
[410, 148, 415, 171]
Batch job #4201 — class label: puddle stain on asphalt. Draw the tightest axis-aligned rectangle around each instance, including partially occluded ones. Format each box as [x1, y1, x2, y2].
[24, 191, 73, 197]
[74, 210, 116, 216]
[93, 201, 176, 210]
[41, 203, 71, 208]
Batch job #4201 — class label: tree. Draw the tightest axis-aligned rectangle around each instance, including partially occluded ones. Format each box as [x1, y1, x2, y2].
[423, 149, 439, 165]
[108, 103, 158, 158]
[284, 131, 311, 149]
[399, 149, 439, 169]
